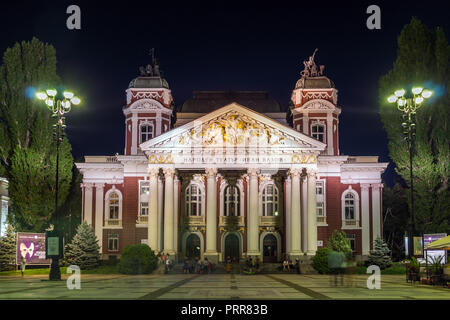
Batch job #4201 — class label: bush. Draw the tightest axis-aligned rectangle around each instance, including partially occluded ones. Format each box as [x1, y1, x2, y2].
[313, 247, 332, 274]
[367, 237, 392, 269]
[327, 230, 352, 259]
[118, 244, 158, 275]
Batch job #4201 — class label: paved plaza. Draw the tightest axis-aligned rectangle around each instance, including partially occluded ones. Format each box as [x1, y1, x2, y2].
[0, 273, 448, 300]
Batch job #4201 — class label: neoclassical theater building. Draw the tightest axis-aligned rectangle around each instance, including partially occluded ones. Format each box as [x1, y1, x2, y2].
[76, 52, 387, 263]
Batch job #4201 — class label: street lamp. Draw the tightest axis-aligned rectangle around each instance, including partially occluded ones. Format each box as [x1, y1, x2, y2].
[36, 89, 81, 280]
[387, 87, 432, 259]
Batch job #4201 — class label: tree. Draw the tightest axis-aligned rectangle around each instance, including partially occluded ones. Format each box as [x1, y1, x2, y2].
[383, 183, 409, 260]
[0, 38, 74, 232]
[64, 221, 100, 270]
[327, 230, 352, 258]
[368, 237, 392, 270]
[379, 18, 450, 234]
[118, 244, 158, 275]
[0, 224, 16, 271]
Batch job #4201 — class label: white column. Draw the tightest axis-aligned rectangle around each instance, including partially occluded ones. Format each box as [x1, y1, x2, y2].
[83, 183, 93, 225]
[247, 168, 260, 257]
[307, 168, 317, 255]
[303, 114, 309, 135]
[371, 183, 382, 241]
[148, 168, 159, 251]
[173, 175, 179, 253]
[131, 115, 138, 155]
[285, 176, 292, 254]
[289, 168, 302, 257]
[157, 176, 163, 251]
[301, 174, 308, 253]
[94, 183, 105, 253]
[327, 114, 334, 155]
[205, 168, 219, 262]
[156, 112, 162, 136]
[361, 183, 371, 256]
[163, 168, 175, 255]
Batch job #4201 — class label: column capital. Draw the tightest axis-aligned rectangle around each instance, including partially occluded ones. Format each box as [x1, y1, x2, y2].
[247, 168, 260, 178]
[163, 167, 176, 178]
[361, 183, 371, 191]
[94, 183, 105, 189]
[371, 183, 383, 189]
[288, 168, 302, 178]
[306, 167, 318, 178]
[148, 167, 160, 178]
[205, 167, 218, 178]
[81, 182, 94, 190]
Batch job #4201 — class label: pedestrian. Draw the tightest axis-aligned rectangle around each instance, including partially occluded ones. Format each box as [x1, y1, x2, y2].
[328, 250, 345, 287]
[255, 257, 260, 272]
[183, 258, 189, 274]
[225, 256, 232, 273]
[20, 258, 26, 277]
[295, 259, 301, 274]
[283, 259, 290, 272]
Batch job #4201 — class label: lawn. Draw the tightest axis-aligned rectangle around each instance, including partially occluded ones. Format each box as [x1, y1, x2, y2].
[0, 265, 119, 276]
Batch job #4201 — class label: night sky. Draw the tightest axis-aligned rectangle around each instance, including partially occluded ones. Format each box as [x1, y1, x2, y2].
[1, 0, 449, 187]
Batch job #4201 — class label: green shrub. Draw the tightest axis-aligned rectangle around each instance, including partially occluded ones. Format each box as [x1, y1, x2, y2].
[118, 244, 157, 275]
[313, 247, 332, 274]
[327, 230, 352, 259]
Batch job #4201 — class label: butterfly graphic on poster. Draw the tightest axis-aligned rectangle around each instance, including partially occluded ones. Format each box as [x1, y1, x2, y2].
[20, 243, 35, 260]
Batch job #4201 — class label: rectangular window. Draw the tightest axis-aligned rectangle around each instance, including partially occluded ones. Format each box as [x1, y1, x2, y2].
[139, 181, 150, 216]
[108, 234, 119, 252]
[347, 234, 356, 251]
[315, 181, 325, 219]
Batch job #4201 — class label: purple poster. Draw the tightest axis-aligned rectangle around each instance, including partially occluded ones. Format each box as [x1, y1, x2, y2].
[16, 233, 51, 265]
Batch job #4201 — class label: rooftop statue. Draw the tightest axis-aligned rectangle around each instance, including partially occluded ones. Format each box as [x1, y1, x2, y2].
[300, 48, 325, 78]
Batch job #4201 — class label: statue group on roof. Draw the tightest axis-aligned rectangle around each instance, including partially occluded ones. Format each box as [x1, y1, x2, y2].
[300, 48, 325, 78]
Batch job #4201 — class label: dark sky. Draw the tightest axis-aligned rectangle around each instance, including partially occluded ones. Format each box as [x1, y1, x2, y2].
[1, 0, 449, 187]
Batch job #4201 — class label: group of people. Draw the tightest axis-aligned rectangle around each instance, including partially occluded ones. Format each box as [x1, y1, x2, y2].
[183, 257, 213, 274]
[281, 257, 301, 274]
[243, 257, 260, 274]
[157, 252, 173, 273]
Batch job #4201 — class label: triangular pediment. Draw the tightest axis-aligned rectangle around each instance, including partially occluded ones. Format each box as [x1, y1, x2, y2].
[141, 102, 326, 150]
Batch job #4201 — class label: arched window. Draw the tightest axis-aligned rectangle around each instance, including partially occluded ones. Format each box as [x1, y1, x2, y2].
[108, 192, 120, 219]
[224, 185, 240, 216]
[140, 123, 153, 143]
[262, 184, 278, 216]
[311, 123, 325, 143]
[344, 193, 355, 220]
[185, 184, 202, 216]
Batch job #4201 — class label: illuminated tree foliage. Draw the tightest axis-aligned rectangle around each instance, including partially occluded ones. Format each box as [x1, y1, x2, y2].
[0, 38, 73, 232]
[379, 18, 450, 234]
[0, 224, 16, 271]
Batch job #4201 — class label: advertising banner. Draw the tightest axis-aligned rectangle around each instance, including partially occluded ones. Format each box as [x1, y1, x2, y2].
[16, 232, 51, 265]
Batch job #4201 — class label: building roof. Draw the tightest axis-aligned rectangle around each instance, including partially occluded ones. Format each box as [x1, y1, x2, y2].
[128, 76, 170, 89]
[295, 76, 334, 89]
[179, 91, 282, 113]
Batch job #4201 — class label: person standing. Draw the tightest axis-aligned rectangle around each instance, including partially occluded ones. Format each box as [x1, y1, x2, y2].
[20, 258, 26, 277]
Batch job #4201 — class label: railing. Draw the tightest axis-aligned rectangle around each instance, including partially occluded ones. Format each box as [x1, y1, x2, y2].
[219, 216, 245, 226]
[84, 156, 118, 163]
[317, 216, 326, 224]
[259, 215, 282, 227]
[136, 215, 148, 224]
[342, 219, 359, 227]
[105, 219, 122, 227]
[185, 215, 206, 226]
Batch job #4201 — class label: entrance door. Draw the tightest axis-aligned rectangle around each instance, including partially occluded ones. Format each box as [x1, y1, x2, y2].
[263, 234, 277, 263]
[225, 234, 240, 262]
[186, 234, 201, 259]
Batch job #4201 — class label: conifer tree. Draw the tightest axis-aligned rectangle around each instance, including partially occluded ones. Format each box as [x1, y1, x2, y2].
[64, 221, 100, 270]
[0, 224, 16, 271]
[379, 18, 450, 234]
[368, 237, 392, 270]
[0, 38, 74, 232]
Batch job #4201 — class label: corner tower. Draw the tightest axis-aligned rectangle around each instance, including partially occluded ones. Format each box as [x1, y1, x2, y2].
[290, 49, 341, 155]
[123, 59, 174, 155]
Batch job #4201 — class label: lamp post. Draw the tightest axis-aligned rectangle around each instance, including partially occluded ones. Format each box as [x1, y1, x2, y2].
[36, 89, 80, 280]
[387, 87, 432, 259]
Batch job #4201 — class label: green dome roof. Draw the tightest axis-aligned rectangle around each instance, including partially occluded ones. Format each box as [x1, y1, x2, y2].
[128, 76, 169, 89]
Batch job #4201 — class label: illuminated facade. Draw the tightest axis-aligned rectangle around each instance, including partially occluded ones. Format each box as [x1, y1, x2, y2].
[0, 177, 9, 237]
[76, 53, 387, 263]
